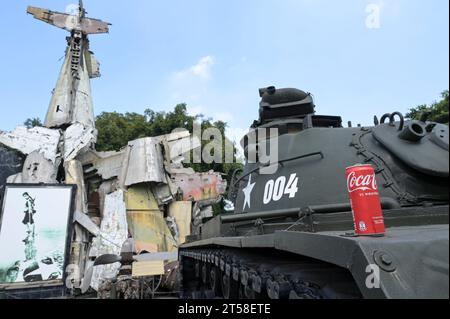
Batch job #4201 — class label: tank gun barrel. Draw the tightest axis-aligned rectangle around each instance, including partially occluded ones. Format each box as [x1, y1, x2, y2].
[222, 198, 401, 224]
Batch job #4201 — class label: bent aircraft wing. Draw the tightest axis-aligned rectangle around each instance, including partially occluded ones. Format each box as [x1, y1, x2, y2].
[27, 6, 110, 34]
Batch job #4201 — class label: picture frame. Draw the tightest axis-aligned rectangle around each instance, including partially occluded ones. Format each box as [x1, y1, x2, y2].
[0, 184, 76, 291]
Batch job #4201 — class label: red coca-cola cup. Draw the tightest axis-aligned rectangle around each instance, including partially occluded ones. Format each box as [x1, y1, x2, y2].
[346, 164, 385, 236]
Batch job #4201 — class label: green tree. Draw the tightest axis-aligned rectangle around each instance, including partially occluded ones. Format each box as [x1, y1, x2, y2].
[406, 90, 449, 124]
[95, 112, 148, 152]
[95, 104, 244, 180]
[24, 118, 43, 129]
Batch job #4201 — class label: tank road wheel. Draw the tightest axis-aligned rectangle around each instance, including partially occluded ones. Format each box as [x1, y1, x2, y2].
[288, 282, 323, 299]
[182, 248, 362, 300]
[181, 255, 200, 297]
[238, 283, 246, 299]
[266, 278, 292, 299]
[241, 270, 256, 299]
[222, 274, 239, 299]
[209, 266, 222, 297]
[245, 286, 256, 299]
[203, 289, 216, 299]
[194, 261, 201, 279]
[251, 273, 270, 299]
[201, 263, 210, 285]
[190, 290, 204, 299]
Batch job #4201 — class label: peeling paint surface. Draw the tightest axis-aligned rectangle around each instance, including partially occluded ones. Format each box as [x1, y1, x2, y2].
[127, 210, 178, 254]
[71, 55, 96, 129]
[63, 123, 97, 161]
[172, 172, 227, 201]
[90, 190, 128, 291]
[0, 126, 60, 163]
[21, 151, 59, 183]
[168, 201, 192, 245]
[43, 50, 72, 127]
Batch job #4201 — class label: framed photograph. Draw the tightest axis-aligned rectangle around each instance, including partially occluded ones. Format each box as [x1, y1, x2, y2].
[0, 184, 75, 289]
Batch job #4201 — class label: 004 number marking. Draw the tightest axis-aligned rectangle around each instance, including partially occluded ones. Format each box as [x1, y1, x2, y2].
[263, 173, 299, 204]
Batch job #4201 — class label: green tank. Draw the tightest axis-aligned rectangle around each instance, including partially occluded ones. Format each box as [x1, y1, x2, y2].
[179, 86, 449, 299]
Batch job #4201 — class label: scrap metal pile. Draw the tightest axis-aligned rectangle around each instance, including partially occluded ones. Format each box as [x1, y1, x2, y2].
[0, 1, 226, 298]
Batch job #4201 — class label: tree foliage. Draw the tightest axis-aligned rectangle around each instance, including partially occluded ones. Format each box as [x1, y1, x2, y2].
[23, 118, 43, 129]
[406, 90, 449, 124]
[95, 104, 244, 179]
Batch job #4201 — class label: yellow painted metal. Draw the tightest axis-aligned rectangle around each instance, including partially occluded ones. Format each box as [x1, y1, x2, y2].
[168, 201, 192, 245]
[132, 261, 165, 277]
[125, 185, 160, 211]
[125, 185, 177, 254]
[127, 210, 177, 253]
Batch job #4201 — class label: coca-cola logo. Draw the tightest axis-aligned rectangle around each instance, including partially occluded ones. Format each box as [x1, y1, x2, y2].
[347, 172, 378, 193]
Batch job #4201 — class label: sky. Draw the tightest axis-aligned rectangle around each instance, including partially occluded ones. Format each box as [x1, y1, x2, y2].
[0, 0, 448, 144]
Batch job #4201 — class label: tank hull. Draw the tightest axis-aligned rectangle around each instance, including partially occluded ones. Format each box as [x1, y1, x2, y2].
[180, 219, 449, 299]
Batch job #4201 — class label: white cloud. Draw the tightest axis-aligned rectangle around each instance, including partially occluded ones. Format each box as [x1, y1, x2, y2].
[186, 105, 204, 116]
[213, 111, 233, 122]
[168, 56, 216, 109]
[174, 56, 215, 81]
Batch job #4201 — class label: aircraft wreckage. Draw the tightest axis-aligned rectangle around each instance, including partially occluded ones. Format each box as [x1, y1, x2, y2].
[0, 1, 226, 298]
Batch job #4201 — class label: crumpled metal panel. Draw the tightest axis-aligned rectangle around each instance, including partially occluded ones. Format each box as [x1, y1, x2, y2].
[65, 161, 91, 288]
[125, 185, 177, 254]
[72, 53, 96, 129]
[65, 160, 88, 213]
[44, 46, 96, 129]
[85, 50, 101, 79]
[63, 123, 97, 161]
[171, 171, 227, 201]
[127, 210, 178, 254]
[124, 138, 167, 186]
[44, 51, 72, 127]
[21, 151, 59, 184]
[74, 211, 100, 237]
[97, 180, 120, 218]
[79, 132, 201, 187]
[90, 190, 128, 291]
[79, 150, 125, 181]
[0, 126, 60, 164]
[151, 178, 179, 206]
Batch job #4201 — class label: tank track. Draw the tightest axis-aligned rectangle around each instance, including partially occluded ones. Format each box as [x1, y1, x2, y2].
[180, 248, 362, 299]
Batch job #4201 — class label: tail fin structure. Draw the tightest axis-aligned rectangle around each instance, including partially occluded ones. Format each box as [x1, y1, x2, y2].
[27, 6, 110, 34]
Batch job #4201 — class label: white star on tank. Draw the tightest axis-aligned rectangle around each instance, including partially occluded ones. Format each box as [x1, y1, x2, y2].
[242, 174, 256, 211]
